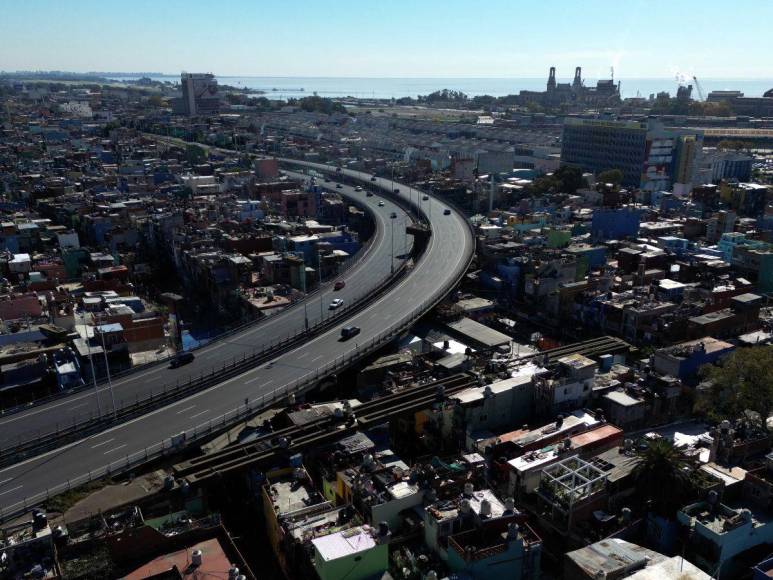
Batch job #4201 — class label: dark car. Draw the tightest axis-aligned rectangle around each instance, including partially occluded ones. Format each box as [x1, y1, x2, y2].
[336, 183, 342, 189]
[422, 195, 429, 201]
[393, 188, 400, 194]
[370, 176, 377, 181]
[170, 351, 195, 368]
[366, 191, 373, 197]
[340, 326, 360, 340]
[334, 280, 346, 291]
[443, 208, 451, 215]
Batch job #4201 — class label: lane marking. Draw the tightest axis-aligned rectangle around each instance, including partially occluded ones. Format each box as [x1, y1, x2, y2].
[68, 402, 88, 411]
[90, 438, 115, 449]
[0, 485, 22, 496]
[103, 444, 127, 455]
[310, 355, 323, 363]
[0, 477, 13, 485]
[176, 405, 196, 415]
[189, 409, 209, 420]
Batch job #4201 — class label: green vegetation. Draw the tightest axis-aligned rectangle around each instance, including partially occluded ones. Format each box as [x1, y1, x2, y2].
[185, 144, 207, 165]
[44, 477, 113, 514]
[418, 89, 469, 104]
[528, 165, 587, 195]
[288, 95, 347, 114]
[597, 169, 624, 186]
[632, 438, 699, 516]
[696, 345, 773, 424]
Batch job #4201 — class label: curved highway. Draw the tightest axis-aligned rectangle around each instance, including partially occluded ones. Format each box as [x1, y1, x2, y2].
[0, 158, 474, 519]
[0, 175, 411, 445]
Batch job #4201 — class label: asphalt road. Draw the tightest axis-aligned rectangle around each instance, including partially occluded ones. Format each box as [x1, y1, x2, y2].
[0, 158, 474, 517]
[0, 176, 411, 445]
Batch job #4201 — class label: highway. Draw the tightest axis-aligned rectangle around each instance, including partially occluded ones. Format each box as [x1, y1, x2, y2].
[0, 158, 474, 520]
[0, 174, 411, 447]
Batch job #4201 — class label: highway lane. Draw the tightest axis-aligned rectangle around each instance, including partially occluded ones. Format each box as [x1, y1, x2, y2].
[0, 158, 474, 518]
[0, 176, 412, 445]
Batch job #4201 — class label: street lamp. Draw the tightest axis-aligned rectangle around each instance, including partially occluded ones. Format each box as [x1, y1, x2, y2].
[390, 213, 396, 274]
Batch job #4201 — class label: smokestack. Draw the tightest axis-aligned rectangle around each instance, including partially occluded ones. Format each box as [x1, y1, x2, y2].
[547, 67, 556, 91]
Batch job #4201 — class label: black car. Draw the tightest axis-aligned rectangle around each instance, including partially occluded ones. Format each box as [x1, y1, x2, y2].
[340, 326, 361, 340]
[443, 208, 451, 215]
[170, 351, 195, 368]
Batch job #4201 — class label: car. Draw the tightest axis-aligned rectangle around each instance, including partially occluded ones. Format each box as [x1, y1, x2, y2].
[370, 176, 377, 182]
[393, 188, 400, 194]
[335, 167, 342, 173]
[170, 351, 195, 368]
[390, 212, 397, 219]
[422, 195, 429, 201]
[366, 191, 373, 197]
[334, 280, 345, 291]
[378, 200, 385, 207]
[443, 208, 452, 215]
[329, 298, 344, 309]
[336, 183, 342, 189]
[340, 326, 360, 340]
[354, 186, 363, 192]
[323, 178, 331, 183]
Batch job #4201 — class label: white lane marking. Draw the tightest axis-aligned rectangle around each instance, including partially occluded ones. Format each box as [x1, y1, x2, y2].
[0, 477, 13, 485]
[103, 444, 127, 455]
[189, 409, 209, 420]
[0, 485, 22, 496]
[310, 355, 323, 363]
[90, 438, 115, 449]
[176, 405, 196, 415]
[297, 352, 309, 360]
[68, 402, 88, 411]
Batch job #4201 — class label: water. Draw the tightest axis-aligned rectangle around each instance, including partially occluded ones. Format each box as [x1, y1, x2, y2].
[111, 75, 773, 101]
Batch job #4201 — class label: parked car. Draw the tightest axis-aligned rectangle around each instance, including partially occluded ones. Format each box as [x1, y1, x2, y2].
[170, 351, 195, 368]
[334, 280, 345, 291]
[329, 298, 344, 309]
[340, 326, 360, 340]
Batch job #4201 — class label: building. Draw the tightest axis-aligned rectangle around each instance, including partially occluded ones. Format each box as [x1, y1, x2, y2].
[561, 119, 703, 192]
[311, 526, 389, 580]
[176, 72, 220, 116]
[518, 66, 620, 108]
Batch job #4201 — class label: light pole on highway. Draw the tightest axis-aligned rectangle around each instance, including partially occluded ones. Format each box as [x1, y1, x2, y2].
[390, 213, 396, 274]
[97, 314, 117, 419]
[81, 313, 102, 418]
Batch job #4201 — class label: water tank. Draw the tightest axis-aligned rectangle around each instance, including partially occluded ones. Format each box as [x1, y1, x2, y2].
[228, 565, 240, 579]
[460, 499, 471, 514]
[333, 407, 344, 419]
[621, 507, 632, 522]
[463, 482, 474, 496]
[164, 474, 175, 490]
[480, 499, 492, 517]
[507, 522, 520, 539]
[362, 454, 374, 468]
[505, 497, 515, 512]
[426, 571, 438, 580]
[191, 549, 203, 566]
[288, 393, 296, 405]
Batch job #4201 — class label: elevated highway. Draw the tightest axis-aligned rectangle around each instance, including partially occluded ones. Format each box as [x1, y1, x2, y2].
[0, 155, 475, 522]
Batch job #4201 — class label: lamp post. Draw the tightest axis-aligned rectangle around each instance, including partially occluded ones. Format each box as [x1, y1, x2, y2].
[97, 315, 117, 419]
[390, 213, 396, 274]
[81, 312, 102, 418]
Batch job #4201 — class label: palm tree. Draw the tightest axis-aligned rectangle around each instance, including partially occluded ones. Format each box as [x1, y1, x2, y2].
[632, 438, 698, 517]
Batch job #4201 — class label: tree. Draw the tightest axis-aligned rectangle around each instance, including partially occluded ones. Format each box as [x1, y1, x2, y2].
[632, 438, 699, 516]
[696, 345, 773, 423]
[597, 169, 624, 186]
[185, 144, 207, 165]
[553, 165, 587, 193]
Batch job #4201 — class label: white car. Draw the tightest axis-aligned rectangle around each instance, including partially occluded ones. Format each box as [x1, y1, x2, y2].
[329, 298, 344, 309]
[354, 186, 363, 192]
[378, 200, 385, 207]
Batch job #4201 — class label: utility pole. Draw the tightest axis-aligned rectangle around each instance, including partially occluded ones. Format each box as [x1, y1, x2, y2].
[97, 315, 117, 419]
[82, 313, 102, 418]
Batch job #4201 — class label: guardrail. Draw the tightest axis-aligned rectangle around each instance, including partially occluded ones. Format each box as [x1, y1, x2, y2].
[0, 189, 378, 418]
[0, 253, 470, 524]
[0, 250, 411, 468]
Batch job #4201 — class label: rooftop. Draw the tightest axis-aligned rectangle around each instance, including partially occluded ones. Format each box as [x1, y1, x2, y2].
[311, 526, 377, 562]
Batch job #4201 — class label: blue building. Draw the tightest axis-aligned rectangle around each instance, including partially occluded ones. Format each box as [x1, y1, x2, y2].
[591, 208, 640, 241]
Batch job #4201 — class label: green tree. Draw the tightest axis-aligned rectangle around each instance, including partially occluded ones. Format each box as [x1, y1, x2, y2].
[553, 165, 586, 193]
[633, 438, 698, 516]
[597, 169, 624, 186]
[185, 144, 207, 165]
[697, 346, 773, 423]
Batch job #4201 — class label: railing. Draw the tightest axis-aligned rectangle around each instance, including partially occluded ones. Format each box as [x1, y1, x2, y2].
[0, 189, 378, 417]
[0, 259, 469, 524]
[0, 251, 411, 468]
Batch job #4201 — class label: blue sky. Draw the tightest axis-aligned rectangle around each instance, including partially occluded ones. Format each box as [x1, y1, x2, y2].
[1, 0, 770, 78]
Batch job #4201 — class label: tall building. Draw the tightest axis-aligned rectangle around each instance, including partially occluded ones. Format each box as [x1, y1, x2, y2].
[560, 118, 703, 192]
[175, 72, 220, 116]
[518, 67, 620, 108]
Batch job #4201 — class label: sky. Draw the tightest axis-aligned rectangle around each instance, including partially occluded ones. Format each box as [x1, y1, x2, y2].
[1, 0, 771, 79]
